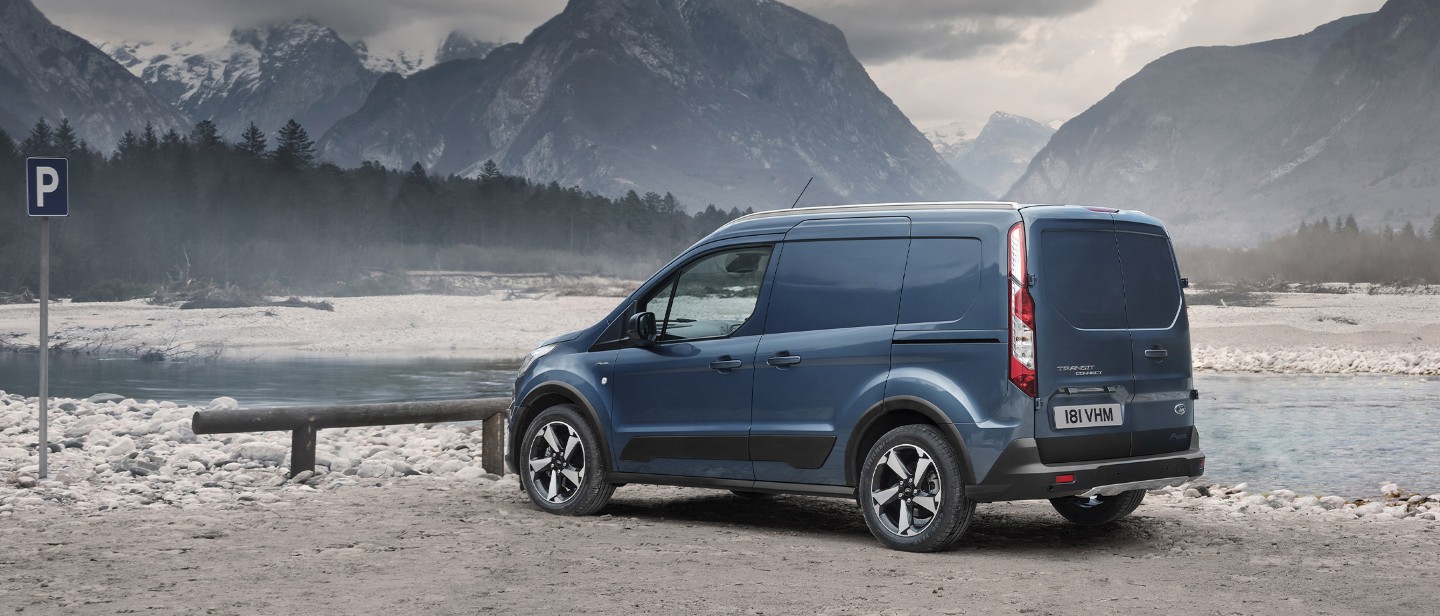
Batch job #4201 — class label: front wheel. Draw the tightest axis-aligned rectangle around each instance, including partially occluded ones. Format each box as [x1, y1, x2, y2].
[858, 424, 974, 552]
[519, 405, 614, 516]
[1049, 490, 1146, 526]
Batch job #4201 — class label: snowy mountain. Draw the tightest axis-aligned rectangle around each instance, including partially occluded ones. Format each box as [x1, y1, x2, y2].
[0, 0, 186, 147]
[925, 112, 1054, 198]
[1008, 1, 1439, 243]
[435, 32, 497, 65]
[922, 123, 974, 162]
[320, 0, 978, 210]
[101, 19, 377, 139]
[351, 40, 430, 76]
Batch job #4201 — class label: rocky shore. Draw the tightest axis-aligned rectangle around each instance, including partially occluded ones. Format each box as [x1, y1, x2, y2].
[2, 391, 1435, 523]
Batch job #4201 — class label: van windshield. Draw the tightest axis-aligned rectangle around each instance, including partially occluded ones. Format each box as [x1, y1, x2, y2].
[1040, 229, 1181, 330]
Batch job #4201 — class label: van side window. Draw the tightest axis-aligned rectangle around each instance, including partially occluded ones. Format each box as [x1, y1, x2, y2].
[898, 238, 984, 325]
[640, 246, 772, 341]
[764, 239, 909, 334]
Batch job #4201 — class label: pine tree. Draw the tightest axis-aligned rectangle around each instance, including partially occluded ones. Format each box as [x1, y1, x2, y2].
[0, 128, 15, 160]
[405, 162, 430, 188]
[54, 118, 80, 156]
[141, 122, 160, 152]
[272, 119, 315, 170]
[161, 128, 187, 151]
[1343, 215, 1359, 235]
[190, 120, 224, 150]
[237, 122, 268, 158]
[1401, 221, 1417, 240]
[20, 118, 54, 155]
[480, 159, 501, 182]
[115, 130, 140, 160]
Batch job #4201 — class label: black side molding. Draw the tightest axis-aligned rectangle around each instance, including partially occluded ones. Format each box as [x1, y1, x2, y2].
[750, 435, 835, 469]
[620, 436, 748, 462]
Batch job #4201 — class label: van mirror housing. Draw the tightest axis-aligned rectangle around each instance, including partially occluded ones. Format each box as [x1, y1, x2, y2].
[626, 312, 658, 347]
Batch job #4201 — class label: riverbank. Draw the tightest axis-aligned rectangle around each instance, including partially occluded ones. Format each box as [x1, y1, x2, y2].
[0, 290, 1437, 374]
[1, 390, 1437, 614]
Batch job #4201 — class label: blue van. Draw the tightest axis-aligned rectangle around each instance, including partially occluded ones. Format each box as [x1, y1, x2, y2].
[509, 202, 1204, 552]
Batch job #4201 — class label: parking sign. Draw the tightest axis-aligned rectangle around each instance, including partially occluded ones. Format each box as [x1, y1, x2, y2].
[26, 157, 68, 217]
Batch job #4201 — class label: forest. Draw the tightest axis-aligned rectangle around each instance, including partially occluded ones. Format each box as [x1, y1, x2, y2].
[3, 117, 1439, 299]
[1178, 215, 1440, 286]
[0, 118, 746, 297]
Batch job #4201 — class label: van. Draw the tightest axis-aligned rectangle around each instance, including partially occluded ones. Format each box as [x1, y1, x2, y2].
[508, 202, 1204, 552]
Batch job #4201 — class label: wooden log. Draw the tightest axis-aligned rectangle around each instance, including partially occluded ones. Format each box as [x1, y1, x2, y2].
[192, 398, 510, 433]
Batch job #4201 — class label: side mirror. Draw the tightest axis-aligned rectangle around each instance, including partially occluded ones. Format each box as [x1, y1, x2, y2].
[626, 312, 658, 347]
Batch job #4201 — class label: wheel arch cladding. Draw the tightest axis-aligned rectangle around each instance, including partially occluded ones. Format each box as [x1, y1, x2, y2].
[514, 382, 612, 473]
[846, 398, 976, 487]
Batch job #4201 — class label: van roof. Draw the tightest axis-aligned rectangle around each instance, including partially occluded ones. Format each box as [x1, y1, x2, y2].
[730, 201, 1022, 224]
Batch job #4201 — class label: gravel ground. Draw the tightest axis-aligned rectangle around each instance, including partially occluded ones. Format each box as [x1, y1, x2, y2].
[2, 477, 1437, 616]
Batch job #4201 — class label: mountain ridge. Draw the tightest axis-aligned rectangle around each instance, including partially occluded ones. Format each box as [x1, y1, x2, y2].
[319, 0, 979, 210]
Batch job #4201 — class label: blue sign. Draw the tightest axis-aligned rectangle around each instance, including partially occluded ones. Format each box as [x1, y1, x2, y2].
[26, 157, 69, 217]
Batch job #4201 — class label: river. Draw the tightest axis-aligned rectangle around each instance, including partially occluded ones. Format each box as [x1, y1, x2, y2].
[0, 353, 1435, 498]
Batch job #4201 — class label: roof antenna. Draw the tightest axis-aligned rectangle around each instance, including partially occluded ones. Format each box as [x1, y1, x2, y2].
[789, 177, 814, 209]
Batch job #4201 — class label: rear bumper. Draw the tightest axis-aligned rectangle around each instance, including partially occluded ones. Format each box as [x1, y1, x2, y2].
[966, 436, 1204, 503]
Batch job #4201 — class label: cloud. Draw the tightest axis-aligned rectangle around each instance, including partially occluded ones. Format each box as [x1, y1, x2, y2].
[787, 0, 1101, 63]
[34, 0, 567, 49]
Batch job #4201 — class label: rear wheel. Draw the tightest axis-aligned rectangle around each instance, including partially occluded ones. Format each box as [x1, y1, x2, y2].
[1050, 490, 1146, 526]
[520, 405, 614, 516]
[858, 424, 974, 552]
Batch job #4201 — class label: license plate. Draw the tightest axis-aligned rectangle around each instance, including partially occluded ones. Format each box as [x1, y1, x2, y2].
[1053, 404, 1123, 429]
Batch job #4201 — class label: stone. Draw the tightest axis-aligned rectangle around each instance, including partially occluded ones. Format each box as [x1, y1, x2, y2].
[106, 437, 136, 457]
[1381, 483, 1402, 498]
[86, 393, 126, 404]
[16, 476, 36, 488]
[46, 443, 61, 453]
[0, 446, 31, 462]
[453, 466, 487, 481]
[207, 397, 239, 411]
[57, 402, 77, 413]
[63, 439, 84, 449]
[1318, 496, 1347, 510]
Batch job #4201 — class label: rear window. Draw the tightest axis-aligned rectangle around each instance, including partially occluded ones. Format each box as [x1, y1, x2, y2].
[1040, 229, 1181, 330]
[1115, 232, 1182, 328]
[1041, 230, 1127, 329]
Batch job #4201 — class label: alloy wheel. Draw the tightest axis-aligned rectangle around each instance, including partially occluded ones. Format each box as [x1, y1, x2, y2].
[527, 421, 586, 504]
[870, 444, 943, 537]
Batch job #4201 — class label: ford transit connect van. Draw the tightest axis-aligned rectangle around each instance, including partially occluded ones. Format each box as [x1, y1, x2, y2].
[509, 202, 1204, 552]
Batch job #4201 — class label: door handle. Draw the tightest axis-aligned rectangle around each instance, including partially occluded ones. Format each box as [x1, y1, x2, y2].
[1144, 348, 1168, 358]
[709, 358, 743, 371]
[767, 354, 802, 367]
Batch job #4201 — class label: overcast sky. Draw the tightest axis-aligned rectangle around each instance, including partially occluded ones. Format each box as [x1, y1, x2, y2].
[36, 0, 1383, 135]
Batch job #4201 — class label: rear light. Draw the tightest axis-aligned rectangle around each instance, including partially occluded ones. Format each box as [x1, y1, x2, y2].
[1054, 474, 1075, 484]
[1008, 222, 1037, 397]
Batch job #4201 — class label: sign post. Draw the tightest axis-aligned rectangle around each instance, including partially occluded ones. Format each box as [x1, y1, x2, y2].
[27, 157, 68, 480]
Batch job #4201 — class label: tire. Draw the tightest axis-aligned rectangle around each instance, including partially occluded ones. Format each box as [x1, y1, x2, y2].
[857, 424, 974, 552]
[519, 404, 614, 516]
[730, 490, 775, 500]
[1049, 489, 1146, 526]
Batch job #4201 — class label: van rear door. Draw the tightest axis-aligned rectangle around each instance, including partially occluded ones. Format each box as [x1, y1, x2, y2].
[1112, 219, 1194, 457]
[1026, 209, 1194, 463]
[1027, 212, 1136, 463]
